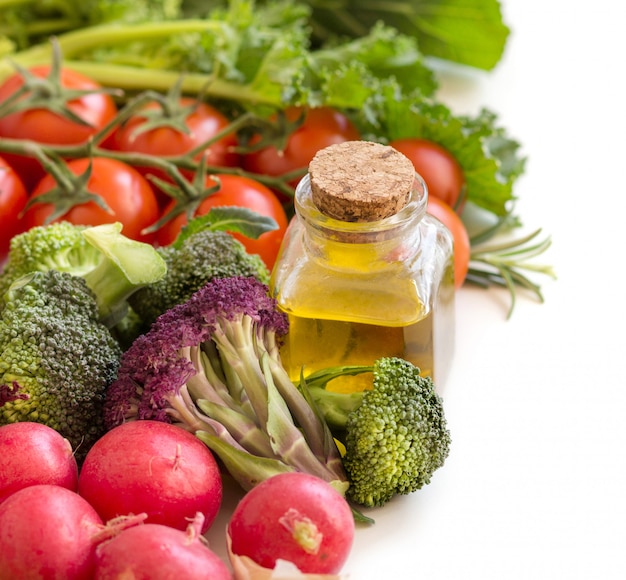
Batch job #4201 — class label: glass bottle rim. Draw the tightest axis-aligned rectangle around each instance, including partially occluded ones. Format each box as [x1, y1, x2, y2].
[294, 171, 428, 235]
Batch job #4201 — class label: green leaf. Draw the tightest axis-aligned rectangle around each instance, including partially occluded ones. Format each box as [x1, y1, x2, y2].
[305, 0, 510, 71]
[356, 87, 524, 216]
[172, 207, 278, 249]
[309, 22, 438, 101]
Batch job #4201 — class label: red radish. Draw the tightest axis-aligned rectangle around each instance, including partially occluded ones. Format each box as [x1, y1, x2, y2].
[0, 422, 79, 504]
[93, 512, 233, 579]
[0, 484, 103, 580]
[228, 472, 355, 574]
[78, 420, 222, 533]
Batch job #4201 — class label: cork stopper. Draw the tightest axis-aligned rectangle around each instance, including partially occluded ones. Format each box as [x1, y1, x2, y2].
[308, 141, 414, 222]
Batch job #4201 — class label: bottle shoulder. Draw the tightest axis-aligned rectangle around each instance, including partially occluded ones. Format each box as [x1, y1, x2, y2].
[270, 213, 454, 325]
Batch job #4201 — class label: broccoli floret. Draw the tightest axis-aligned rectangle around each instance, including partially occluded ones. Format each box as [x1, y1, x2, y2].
[104, 275, 348, 495]
[127, 229, 270, 334]
[0, 222, 167, 460]
[306, 357, 451, 508]
[0, 269, 122, 460]
[0, 222, 100, 302]
[0, 221, 167, 328]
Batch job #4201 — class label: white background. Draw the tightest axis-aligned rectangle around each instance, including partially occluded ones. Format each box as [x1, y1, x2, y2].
[348, 1, 626, 578]
[208, 1, 626, 577]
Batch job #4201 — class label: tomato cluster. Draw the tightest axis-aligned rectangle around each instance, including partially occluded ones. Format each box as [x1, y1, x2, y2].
[0, 64, 470, 285]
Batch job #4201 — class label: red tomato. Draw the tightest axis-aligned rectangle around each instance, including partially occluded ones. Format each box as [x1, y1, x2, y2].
[108, 98, 239, 205]
[157, 174, 288, 269]
[426, 196, 470, 289]
[0, 157, 28, 260]
[0, 66, 118, 190]
[390, 138, 465, 209]
[243, 107, 361, 192]
[23, 157, 160, 244]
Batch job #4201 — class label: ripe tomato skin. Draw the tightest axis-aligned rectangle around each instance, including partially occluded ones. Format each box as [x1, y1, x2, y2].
[0, 157, 28, 260]
[426, 196, 470, 289]
[23, 157, 160, 244]
[389, 138, 465, 209]
[0, 65, 118, 190]
[157, 174, 288, 269]
[108, 98, 239, 180]
[242, 107, 361, 191]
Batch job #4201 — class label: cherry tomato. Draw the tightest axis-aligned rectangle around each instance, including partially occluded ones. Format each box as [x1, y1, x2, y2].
[108, 98, 239, 205]
[390, 138, 465, 210]
[23, 157, 160, 244]
[157, 174, 288, 269]
[426, 196, 470, 289]
[0, 157, 28, 260]
[0, 66, 118, 190]
[242, 107, 361, 192]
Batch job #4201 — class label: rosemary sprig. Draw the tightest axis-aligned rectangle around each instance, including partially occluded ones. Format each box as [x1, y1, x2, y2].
[467, 226, 556, 319]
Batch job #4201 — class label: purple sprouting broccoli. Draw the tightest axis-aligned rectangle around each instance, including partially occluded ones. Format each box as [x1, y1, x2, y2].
[103, 276, 348, 495]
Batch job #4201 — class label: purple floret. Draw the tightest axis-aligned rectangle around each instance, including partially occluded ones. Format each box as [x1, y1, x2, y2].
[103, 276, 288, 429]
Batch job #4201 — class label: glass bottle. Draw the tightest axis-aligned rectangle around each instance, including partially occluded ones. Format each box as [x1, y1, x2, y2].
[270, 141, 455, 393]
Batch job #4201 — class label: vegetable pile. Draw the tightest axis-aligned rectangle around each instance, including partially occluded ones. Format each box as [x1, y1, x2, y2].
[0, 0, 555, 314]
[0, 0, 557, 576]
[0, 222, 166, 460]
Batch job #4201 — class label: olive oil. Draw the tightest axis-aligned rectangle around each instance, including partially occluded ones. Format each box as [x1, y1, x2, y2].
[270, 141, 456, 393]
[279, 314, 435, 393]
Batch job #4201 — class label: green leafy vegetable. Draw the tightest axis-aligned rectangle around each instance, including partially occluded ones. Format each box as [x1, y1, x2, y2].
[0, 2, 438, 113]
[302, 0, 510, 71]
[355, 89, 524, 216]
[0, 0, 519, 218]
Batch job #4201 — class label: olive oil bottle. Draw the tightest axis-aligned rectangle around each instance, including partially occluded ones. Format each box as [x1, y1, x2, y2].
[270, 141, 455, 393]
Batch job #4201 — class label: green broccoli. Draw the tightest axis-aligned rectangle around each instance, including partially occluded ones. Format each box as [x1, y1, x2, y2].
[0, 221, 100, 303]
[0, 222, 167, 460]
[0, 221, 167, 328]
[0, 270, 122, 460]
[305, 357, 451, 508]
[127, 227, 270, 335]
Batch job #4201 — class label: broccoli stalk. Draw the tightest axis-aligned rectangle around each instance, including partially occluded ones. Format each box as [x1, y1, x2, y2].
[80, 222, 168, 327]
[104, 275, 349, 495]
[304, 357, 452, 508]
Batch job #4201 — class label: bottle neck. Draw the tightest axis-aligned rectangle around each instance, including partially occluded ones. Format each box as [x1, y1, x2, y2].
[294, 173, 428, 268]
